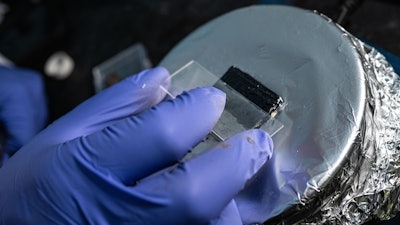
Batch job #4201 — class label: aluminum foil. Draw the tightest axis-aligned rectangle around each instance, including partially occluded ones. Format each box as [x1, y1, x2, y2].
[291, 20, 400, 225]
[159, 5, 400, 224]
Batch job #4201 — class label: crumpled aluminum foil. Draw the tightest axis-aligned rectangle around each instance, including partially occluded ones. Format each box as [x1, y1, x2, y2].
[291, 17, 400, 225]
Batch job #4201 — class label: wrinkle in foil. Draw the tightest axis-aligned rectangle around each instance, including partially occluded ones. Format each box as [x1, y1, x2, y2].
[294, 27, 400, 224]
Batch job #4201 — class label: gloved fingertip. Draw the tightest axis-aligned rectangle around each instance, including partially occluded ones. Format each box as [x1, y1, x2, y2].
[250, 129, 274, 172]
[196, 86, 226, 112]
[201, 86, 226, 97]
[146, 66, 170, 84]
[228, 129, 273, 175]
[147, 67, 171, 101]
[254, 129, 274, 158]
[151, 66, 170, 76]
[121, 66, 171, 105]
[126, 66, 170, 88]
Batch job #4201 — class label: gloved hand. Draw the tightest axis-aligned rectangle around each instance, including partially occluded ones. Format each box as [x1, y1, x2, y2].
[0, 67, 273, 225]
[0, 66, 47, 165]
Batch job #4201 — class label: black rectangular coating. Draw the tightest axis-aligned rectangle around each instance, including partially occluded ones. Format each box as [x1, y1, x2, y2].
[220, 66, 282, 115]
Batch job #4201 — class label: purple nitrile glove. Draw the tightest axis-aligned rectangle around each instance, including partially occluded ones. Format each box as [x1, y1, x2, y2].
[0, 66, 47, 166]
[0, 67, 273, 225]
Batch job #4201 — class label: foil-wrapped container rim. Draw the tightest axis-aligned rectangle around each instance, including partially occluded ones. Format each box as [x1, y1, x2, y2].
[272, 12, 400, 225]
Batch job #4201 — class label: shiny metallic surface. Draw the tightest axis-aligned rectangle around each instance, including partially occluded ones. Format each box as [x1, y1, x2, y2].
[305, 37, 400, 224]
[161, 5, 400, 224]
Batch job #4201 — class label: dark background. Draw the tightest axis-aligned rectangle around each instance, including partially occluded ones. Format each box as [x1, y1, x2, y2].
[1, 0, 399, 122]
[0, 0, 399, 224]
